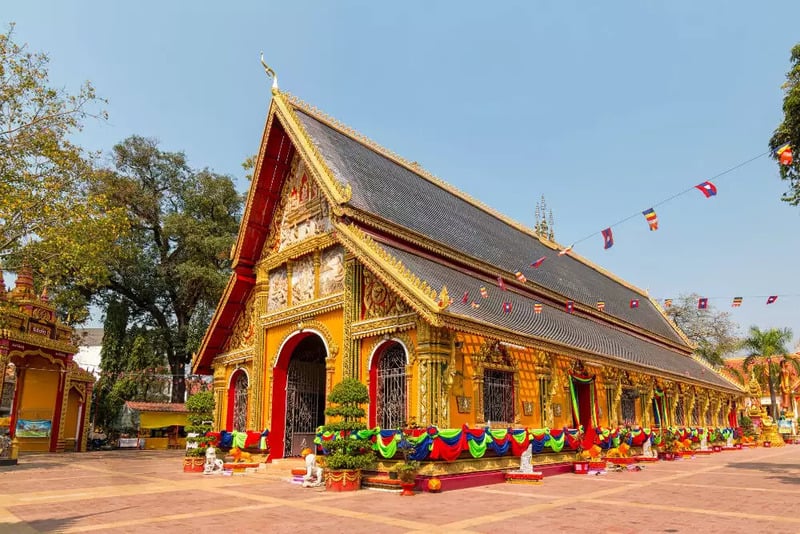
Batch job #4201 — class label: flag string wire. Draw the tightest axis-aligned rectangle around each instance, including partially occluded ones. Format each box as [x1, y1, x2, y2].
[567, 151, 771, 248]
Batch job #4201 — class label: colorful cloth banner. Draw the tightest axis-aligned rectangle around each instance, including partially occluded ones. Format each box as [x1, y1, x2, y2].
[698, 297, 708, 309]
[630, 299, 639, 309]
[596, 301, 605, 311]
[776, 142, 793, 165]
[534, 303, 543, 314]
[732, 296, 742, 307]
[565, 301, 574, 313]
[642, 208, 658, 231]
[695, 181, 718, 198]
[515, 271, 527, 283]
[462, 291, 469, 303]
[531, 256, 546, 268]
[471, 301, 480, 309]
[767, 295, 778, 304]
[480, 286, 488, 298]
[558, 245, 573, 256]
[601, 227, 614, 249]
[664, 298, 672, 308]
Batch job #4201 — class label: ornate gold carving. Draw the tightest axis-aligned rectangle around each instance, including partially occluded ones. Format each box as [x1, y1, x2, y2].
[269, 320, 339, 369]
[342, 257, 359, 379]
[291, 254, 315, 304]
[351, 313, 417, 340]
[0, 329, 78, 356]
[267, 267, 288, 312]
[225, 293, 256, 352]
[319, 245, 345, 296]
[262, 294, 343, 330]
[362, 269, 412, 320]
[365, 332, 415, 369]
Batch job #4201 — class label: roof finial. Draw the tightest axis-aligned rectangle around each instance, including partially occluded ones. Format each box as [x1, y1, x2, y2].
[260, 52, 279, 94]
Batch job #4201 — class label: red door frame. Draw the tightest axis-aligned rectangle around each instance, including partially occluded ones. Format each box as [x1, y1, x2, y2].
[226, 368, 249, 431]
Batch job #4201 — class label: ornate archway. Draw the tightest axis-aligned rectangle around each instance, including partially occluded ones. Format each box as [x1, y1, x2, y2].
[226, 369, 249, 431]
[368, 341, 408, 429]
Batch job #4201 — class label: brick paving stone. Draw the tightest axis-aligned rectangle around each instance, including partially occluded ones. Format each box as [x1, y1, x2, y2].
[1, 446, 799, 533]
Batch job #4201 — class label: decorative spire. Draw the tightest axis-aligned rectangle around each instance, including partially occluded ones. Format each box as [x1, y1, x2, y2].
[534, 195, 555, 241]
[40, 281, 49, 302]
[260, 52, 279, 94]
[0, 260, 6, 301]
[10, 262, 35, 300]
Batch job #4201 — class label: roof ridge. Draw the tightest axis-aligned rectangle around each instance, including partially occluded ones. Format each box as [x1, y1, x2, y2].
[281, 91, 652, 298]
[689, 354, 745, 391]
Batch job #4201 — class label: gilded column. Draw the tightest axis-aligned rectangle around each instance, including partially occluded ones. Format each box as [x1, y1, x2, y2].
[639, 379, 654, 428]
[80, 382, 92, 452]
[342, 257, 361, 379]
[213, 362, 227, 430]
[250, 280, 269, 429]
[313, 250, 321, 299]
[416, 322, 450, 427]
[0, 348, 8, 410]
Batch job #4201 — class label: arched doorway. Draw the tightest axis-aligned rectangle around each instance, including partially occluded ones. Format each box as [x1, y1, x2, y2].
[368, 342, 407, 429]
[226, 369, 249, 431]
[270, 333, 327, 458]
[569, 373, 599, 448]
[63, 387, 84, 452]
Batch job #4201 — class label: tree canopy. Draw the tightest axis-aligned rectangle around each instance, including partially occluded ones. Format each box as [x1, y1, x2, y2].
[741, 326, 796, 420]
[770, 43, 800, 204]
[665, 293, 740, 366]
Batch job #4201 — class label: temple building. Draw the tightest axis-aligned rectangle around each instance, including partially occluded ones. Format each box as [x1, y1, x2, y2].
[0, 266, 94, 453]
[193, 88, 743, 459]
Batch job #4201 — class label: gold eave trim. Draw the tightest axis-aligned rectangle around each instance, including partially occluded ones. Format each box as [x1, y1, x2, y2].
[256, 232, 338, 273]
[351, 313, 417, 339]
[261, 294, 344, 329]
[335, 223, 442, 327]
[2, 329, 78, 355]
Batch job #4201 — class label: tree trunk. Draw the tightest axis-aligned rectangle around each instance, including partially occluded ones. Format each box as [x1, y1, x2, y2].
[768, 361, 779, 421]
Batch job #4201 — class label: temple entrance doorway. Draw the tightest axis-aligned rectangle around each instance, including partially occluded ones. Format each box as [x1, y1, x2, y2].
[368, 341, 407, 429]
[270, 333, 327, 458]
[569, 374, 598, 448]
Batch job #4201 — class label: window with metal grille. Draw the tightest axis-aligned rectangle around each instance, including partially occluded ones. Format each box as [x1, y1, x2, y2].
[377, 343, 406, 429]
[674, 396, 685, 426]
[233, 372, 248, 431]
[621, 389, 637, 426]
[692, 402, 700, 426]
[484, 369, 514, 423]
[538, 377, 549, 425]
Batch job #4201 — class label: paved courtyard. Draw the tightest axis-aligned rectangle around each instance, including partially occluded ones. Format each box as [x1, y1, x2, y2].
[1, 445, 799, 533]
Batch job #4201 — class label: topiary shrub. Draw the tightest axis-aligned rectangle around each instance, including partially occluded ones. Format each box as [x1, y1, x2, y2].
[320, 378, 376, 471]
[185, 390, 215, 456]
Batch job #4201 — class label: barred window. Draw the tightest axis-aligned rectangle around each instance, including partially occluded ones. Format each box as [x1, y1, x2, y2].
[376, 344, 406, 429]
[621, 389, 637, 426]
[484, 369, 514, 423]
[538, 377, 550, 425]
[674, 396, 685, 426]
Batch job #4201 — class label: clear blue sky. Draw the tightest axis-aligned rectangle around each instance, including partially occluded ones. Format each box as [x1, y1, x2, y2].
[4, 1, 799, 348]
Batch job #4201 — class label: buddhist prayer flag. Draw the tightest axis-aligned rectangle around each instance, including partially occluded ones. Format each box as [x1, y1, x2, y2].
[471, 301, 480, 309]
[732, 297, 743, 307]
[502, 301, 512, 313]
[558, 245, 573, 256]
[767, 295, 778, 305]
[601, 227, 614, 249]
[565, 301, 574, 313]
[776, 143, 793, 165]
[695, 181, 718, 198]
[497, 276, 506, 291]
[534, 303, 543, 314]
[480, 286, 488, 298]
[515, 271, 527, 283]
[698, 297, 708, 309]
[596, 301, 605, 311]
[664, 298, 673, 308]
[531, 256, 547, 268]
[642, 208, 658, 231]
[462, 291, 469, 304]
[629, 299, 639, 309]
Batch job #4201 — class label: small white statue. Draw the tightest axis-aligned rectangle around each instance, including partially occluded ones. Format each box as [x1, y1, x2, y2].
[726, 434, 734, 448]
[700, 432, 709, 451]
[203, 446, 224, 475]
[301, 447, 323, 487]
[641, 437, 655, 458]
[518, 443, 534, 474]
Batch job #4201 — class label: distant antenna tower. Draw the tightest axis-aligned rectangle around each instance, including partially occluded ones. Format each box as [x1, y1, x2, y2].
[534, 195, 555, 241]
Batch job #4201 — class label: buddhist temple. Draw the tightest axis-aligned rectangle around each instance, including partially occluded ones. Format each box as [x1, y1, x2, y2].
[0, 265, 94, 453]
[193, 87, 744, 460]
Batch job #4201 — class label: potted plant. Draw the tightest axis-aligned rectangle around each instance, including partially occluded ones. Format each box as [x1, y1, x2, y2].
[184, 391, 215, 472]
[320, 378, 376, 491]
[658, 430, 678, 460]
[395, 429, 420, 496]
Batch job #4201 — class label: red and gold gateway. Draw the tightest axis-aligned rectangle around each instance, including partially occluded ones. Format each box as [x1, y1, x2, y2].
[0, 266, 94, 453]
[193, 88, 743, 460]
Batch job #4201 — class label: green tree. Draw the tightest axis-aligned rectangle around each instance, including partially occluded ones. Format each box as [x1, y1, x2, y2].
[665, 293, 740, 366]
[771, 43, 800, 204]
[90, 136, 242, 402]
[741, 326, 796, 420]
[0, 24, 127, 320]
[320, 378, 376, 471]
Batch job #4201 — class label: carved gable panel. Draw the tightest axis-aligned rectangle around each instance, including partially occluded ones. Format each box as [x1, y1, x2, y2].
[225, 293, 256, 352]
[262, 153, 333, 258]
[268, 267, 288, 312]
[361, 269, 411, 320]
[291, 255, 315, 304]
[320, 246, 345, 296]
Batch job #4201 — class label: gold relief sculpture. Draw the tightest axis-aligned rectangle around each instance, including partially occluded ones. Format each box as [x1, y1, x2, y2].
[225, 294, 256, 352]
[291, 255, 315, 304]
[319, 246, 345, 296]
[362, 269, 412, 320]
[267, 267, 288, 312]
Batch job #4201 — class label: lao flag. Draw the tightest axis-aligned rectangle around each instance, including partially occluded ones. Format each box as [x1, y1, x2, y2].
[630, 299, 639, 309]
[497, 276, 506, 291]
[502, 301, 512, 313]
[601, 227, 614, 249]
[695, 181, 717, 198]
[766, 295, 778, 305]
[462, 291, 469, 304]
[531, 256, 546, 268]
[698, 298, 708, 309]
[565, 301, 574, 313]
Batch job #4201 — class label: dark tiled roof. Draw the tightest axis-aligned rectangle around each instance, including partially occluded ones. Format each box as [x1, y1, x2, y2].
[125, 402, 188, 413]
[377, 243, 734, 390]
[295, 110, 685, 346]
